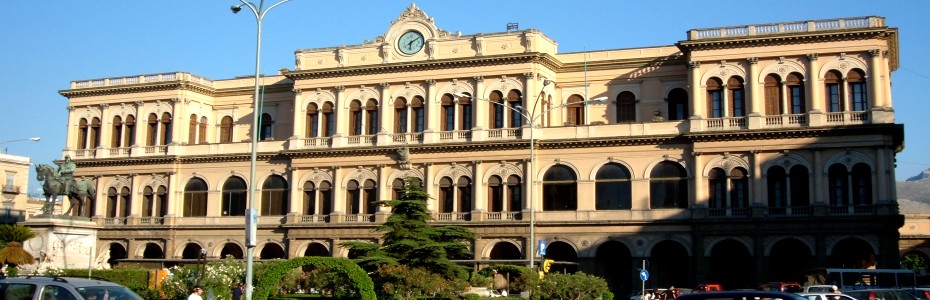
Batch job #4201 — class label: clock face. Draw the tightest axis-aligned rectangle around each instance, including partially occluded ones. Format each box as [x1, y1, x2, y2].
[398, 30, 424, 55]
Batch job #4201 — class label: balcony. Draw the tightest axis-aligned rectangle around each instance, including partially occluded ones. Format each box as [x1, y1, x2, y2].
[687, 16, 883, 40]
[1, 185, 20, 194]
[70, 72, 214, 89]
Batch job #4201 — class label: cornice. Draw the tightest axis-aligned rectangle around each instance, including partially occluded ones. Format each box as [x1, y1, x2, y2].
[286, 53, 560, 81]
[676, 27, 895, 52]
[59, 81, 215, 98]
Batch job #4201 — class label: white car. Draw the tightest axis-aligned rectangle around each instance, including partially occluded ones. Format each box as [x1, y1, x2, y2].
[798, 292, 858, 300]
[803, 285, 839, 293]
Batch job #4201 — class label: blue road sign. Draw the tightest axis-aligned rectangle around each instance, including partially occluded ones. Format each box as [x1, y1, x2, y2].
[538, 240, 547, 256]
[639, 269, 649, 281]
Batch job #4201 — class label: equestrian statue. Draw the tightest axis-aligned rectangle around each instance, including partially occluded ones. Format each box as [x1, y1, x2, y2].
[35, 155, 96, 217]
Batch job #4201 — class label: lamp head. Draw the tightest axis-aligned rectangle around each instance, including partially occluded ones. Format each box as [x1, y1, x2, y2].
[543, 79, 552, 86]
[230, 5, 243, 14]
[29, 137, 40, 142]
[451, 92, 471, 99]
[590, 96, 608, 102]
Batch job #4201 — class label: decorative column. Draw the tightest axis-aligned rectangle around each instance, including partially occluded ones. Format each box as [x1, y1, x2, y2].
[472, 76, 487, 128]
[170, 98, 181, 145]
[424, 80, 439, 143]
[377, 83, 392, 146]
[806, 54, 824, 126]
[746, 57, 763, 129]
[688, 61, 704, 131]
[98, 103, 111, 155]
[375, 164, 390, 222]
[65, 106, 76, 153]
[692, 153, 706, 217]
[331, 166, 344, 222]
[332, 86, 346, 147]
[876, 147, 888, 203]
[812, 150, 826, 216]
[128, 174, 140, 219]
[472, 160, 486, 221]
[423, 163, 434, 212]
[868, 49, 883, 109]
[882, 51, 893, 108]
[290, 89, 304, 140]
[287, 167, 303, 220]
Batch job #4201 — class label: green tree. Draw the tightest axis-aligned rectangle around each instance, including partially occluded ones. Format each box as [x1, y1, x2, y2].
[0, 224, 36, 266]
[901, 253, 927, 273]
[371, 264, 460, 300]
[343, 177, 477, 279]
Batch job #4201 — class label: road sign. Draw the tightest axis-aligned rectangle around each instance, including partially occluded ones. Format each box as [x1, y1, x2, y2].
[538, 240, 547, 256]
[639, 269, 649, 281]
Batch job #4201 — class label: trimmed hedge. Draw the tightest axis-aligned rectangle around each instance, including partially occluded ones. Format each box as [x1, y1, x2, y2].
[254, 257, 375, 300]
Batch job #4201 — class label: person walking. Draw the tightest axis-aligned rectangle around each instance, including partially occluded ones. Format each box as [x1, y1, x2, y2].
[231, 282, 243, 300]
[188, 286, 204, 300]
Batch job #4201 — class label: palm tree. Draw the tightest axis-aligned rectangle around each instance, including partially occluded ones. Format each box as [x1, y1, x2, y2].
[0, 224, 36, 266]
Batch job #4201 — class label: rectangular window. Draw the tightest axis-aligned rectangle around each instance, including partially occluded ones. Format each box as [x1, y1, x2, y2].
[397, 110, 407, 133]
[443, 106, 455, 131]
[413, 108, 424, 132]
[494, 106, 504, 128]
[827, 84, 841, 112]
[790, 86, 804, 114]
[460, 104, 472, 130]
[731, 89, 744, 116]
[309, 114, 319, 137]
[850, 83, 867, 111]
[710, 90, 723, 118]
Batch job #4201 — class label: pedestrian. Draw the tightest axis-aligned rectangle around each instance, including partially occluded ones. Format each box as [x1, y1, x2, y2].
[667, 286, 679, 300]
[188, 286, 204, 300]
[231, 282, 243, 300]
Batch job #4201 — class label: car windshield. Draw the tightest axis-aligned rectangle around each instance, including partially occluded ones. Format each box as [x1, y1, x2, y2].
[75, 286, 143, 300]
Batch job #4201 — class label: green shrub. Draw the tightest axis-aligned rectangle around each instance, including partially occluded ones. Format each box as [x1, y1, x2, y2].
[530, 272, 613, 300]
[477, 264, 538, 292]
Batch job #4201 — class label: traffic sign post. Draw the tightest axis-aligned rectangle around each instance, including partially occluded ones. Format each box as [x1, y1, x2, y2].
[537, 240, 547, 256]
[640, 260, 648, 300]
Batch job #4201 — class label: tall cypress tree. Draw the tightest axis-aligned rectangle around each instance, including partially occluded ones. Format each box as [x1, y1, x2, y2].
[343, 178, 476, 279]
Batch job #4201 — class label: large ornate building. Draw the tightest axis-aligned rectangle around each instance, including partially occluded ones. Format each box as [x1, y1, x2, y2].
[57, 4, 904, 293]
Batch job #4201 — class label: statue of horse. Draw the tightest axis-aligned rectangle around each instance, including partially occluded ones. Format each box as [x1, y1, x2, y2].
[34, 164, 96, 217]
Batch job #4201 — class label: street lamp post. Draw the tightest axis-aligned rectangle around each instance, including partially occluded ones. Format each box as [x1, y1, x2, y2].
[0, 137, 40, 154]
[453, 92, 606, 269]
[231, 1, 290, 300]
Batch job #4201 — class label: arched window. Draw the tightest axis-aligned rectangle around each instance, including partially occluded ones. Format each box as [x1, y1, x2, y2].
[119, 186, 131, 218]
[764, 74, 783, 115]
[394, 97, 408, 133]
[220, 116, 234, 143]
[825, 70, 843, 112]
[457, 177, 472, 213]
[349, 100, 362, 136]
[728, 77, 746, 117]
[222, 177, 247, 216]
[364, 179, 378, 214]
[106, 187, 117, 218]
[506, 175, 522, 212]
[851, 163, 873, 206]
[160, 112, 172, 145]
[848, 69, 868, 111]
[543, 165, 577, 211]
[78, 118, 88, 149]
[595, 163, 632, 210]
[828, 164, 849, 206]
[708, 168, 727, 209]
[489, 91, 504, 129]
[617, 91, 636, 123]
[767, 166, 788, 209]
[439, 177, 454, 213]
[142, 185, 168, 218]
[147, 113, 158, 146]
[706, 78, 723, 118]
[730, 168, 749, 208]
[365, 99, 379, 135]
[89, 117, 101, 149]
[789, 165, 810, 207]
[143, 186, 155, 217]
[412, 96, 425, 132]
[189, 114, 198, 144]
[392, 178, 405, 200]
[347, 180, 361, 214]
[184, 178, 208, 217]
[322, 102, 335, 137]
[441, 94, 455, 131]
[488, 175, 522, 212]
[507, 90, 523, 127]
[488, 176, 504, 212]
[261, 175, 288, 215]
[199, 116, 208, 144]
[320, 181, 333, 215]
[650, 162, 688, 209]
[787, 73, 806, 114]
[112, 116, 123, 148]
[124, 115, 136, 147]
[457, 93, 472, 130]
[667, 88, 688, 121]
[302, 181, 317, 215]
[566, 94, 585, 126]
[306, 103, 319, 137]
[260, 113, 273, 140]
[156, 185, 168, 218]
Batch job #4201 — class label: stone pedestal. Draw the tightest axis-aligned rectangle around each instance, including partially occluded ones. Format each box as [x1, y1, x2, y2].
[20, 215, 103, 273]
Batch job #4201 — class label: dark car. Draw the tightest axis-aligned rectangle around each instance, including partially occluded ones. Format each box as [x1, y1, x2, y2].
[844, 289, 921, 300]
[0, 276, 143, 300]
[678, 291, 807, 300]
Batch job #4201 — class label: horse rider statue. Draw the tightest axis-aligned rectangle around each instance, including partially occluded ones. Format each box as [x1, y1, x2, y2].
[58, 155, 76, 196]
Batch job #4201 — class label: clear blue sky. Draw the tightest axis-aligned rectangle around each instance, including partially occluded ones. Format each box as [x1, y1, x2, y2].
[2, 1, 928, 196]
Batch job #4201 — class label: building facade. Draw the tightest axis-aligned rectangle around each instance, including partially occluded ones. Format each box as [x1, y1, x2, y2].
[0, 153, 41, 222]
[57, 5, 903, 293]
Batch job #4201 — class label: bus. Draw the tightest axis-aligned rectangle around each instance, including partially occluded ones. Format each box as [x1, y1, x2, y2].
[804, 268, 917, 290]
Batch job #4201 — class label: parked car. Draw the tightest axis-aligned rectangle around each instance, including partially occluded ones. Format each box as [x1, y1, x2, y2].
[902, 288, 930, 300]
[678, 291, 807, 300]
[799, 292, 858, 300]
[845, 289, 921, 300]
[696, 284, 724, 292]
[804, 285, 839, 293]
[0, 276, 143, 300]
[759, 282, 804, 293]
